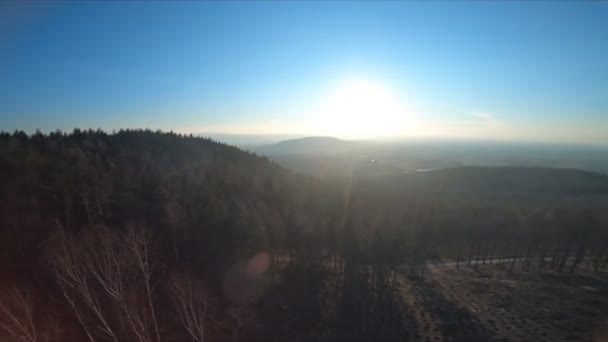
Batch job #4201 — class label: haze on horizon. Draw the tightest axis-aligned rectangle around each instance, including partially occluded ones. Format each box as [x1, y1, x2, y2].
[1, 1, 607, 145]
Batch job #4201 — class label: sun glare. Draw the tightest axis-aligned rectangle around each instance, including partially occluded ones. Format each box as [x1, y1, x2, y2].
[316, 79, 409, 139]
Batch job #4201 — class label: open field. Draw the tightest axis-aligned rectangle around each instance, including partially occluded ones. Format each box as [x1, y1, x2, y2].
[401, 265, 608, 342]
[252, 261, 608, 342]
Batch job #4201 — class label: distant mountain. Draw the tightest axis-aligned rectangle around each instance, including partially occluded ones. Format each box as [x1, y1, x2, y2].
[252, 137, 608, 176]
[201, 133, 305, 147]
[251, 136, 356, 155]
[252, 136, 608, 199]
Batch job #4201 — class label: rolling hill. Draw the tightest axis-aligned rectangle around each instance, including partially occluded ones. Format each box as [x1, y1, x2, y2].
[253, 136, 608, 177]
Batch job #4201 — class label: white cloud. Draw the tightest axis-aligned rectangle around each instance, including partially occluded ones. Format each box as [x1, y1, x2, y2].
[469, 111, 507, 128]
[470, 112, 494, 120]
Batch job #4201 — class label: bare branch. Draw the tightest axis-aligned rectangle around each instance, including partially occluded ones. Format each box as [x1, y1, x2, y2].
[126, 225, 161, 342]
[49, 225, 118, 342]
[169, 274, 212, 342]
[0, 288, 38, 342]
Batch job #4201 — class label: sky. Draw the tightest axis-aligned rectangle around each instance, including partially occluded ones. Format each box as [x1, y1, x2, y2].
[1, 1, 607, 144]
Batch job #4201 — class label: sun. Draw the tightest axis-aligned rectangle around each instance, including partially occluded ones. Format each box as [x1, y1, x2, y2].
[315, 79, 409, 139]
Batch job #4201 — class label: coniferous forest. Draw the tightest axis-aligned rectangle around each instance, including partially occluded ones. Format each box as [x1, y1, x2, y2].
[1, 129, 608, 342]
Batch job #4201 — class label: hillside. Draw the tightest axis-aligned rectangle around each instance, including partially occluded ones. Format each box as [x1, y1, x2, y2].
[0, 129, 339, 283]
[0, 129, 347, 341]
[386, 166, 608, 200]
[251, 136, 355, 155]
[254, 137, 608, 175]
[253, 136, 608, 199]
[1, 130, 607, 342]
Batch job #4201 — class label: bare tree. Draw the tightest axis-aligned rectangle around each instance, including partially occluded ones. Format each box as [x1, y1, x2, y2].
[82, 227, 153, 342]
[126, 225, 161, 342]
[50, 224, 117, 342]
[226, 307, 253, 342]
[0, 288, 38, 342]
[49, 223, 165, 342]
[169, 274, 213, 342]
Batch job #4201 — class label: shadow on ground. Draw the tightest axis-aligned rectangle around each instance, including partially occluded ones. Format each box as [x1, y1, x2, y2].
[413, 277, 492, 342]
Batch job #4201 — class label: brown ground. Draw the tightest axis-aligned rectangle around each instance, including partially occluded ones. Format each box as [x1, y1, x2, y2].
[253, 262, 608, 342]
[398, 264, 608, 342]
[4, 261, 606, 341]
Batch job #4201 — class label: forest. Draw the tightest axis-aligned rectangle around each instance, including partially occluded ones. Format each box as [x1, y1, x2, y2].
[1, 129, 607, 342]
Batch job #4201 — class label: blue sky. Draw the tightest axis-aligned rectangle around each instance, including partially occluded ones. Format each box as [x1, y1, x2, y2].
[1, 1, 607, 143]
